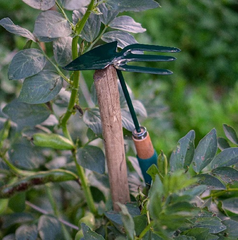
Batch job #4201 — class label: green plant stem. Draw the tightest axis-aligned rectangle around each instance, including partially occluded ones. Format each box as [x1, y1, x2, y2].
[203, 188, 238, 200]
[137, 221, 153, 239]
[73, 152, 97, 215]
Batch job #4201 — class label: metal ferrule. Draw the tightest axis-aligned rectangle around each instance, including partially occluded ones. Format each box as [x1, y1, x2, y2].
[132, 126, 147, 140]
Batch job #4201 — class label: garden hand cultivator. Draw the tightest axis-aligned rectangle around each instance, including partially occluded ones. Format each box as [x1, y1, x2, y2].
[63, 41, 180, 184]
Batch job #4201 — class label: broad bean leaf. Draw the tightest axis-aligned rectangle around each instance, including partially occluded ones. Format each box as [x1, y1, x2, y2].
[53, 37, 72, 66]
[212, 167, 238, 183]
[99, 3, 119, 25]
[109, 16, 146, 33]
[15, 224, 37, 240]
[0, 18, 36, 42]
[8, 137, 44, 170]
[117, 203, 135, 240]
[8, 49, 46, 80]
[59, 0, 90, 10]
[222, 219, 238, 237]
[197, 174, 226, 190]
[210, 147, 238, 169]
[221, 198, 238, 214]
[9, 192, 26, 212]
[218, 137, 230, 150]
[102, 31, 137, 48]
[81, 223, 105, 240]
[1, 213, 34, 229]
[73, 10, 101, 42]
[170, 130, 195, 172]
[192, 128, 217, 173]
[77, 145, 105, 174]
[33, 11, 71, 42]
[38, 215, 63, 240]
[133, 215, 147, 236]
[2, 99, 51, 130]
[175, 237, 196, 240]
[106, 0, 159, 12]
[193, 217, 226, 234]
[83, 107, 102, 134]
[223, 124, 238, 145]
[22, 0, 55, 10]
[18, 69, 63, 104]
[184, 228, 218, 240]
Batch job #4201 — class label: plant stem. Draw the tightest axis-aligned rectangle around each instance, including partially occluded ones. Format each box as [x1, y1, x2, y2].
[137, 221, 153, 239]
[73, 152, 97, 215]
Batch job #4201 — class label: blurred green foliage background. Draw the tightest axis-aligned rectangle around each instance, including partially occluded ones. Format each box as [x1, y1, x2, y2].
[1, 0, 238, 153]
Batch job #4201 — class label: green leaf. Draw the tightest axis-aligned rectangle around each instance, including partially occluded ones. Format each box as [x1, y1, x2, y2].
[33, 11, 71, 42]
[193, 217, 226, 234]
[53, 37, 72, 66]
[1, 213, 34, 229]
[133, 215, 147, 236]
[117, 203, 135, 240]
[0, 18, 36, 42]
[99, 3, 119, 25]
[221, 198, 238, 214]
[81, 223, 105, 240]
[102, 31, 137, 48]
[222, 219, 238, 237]
[9, 192, 26, 212]
[184, 227, 218, 240]
[2, 99, 51, 130]
[210, 147, 238, 169]
[197, 174, 226, 190]
[223, 124, 238, 145]
[175, 236, 196, 240]
[22, 0, 55, 10]
[83, 108, 102, 134]
[59, 0, 90, 10]
[8, 137, 44, 169]
[38, 215, 63, 240]
[77, 145, 105, 174]
[73, 10, 101, 42]
[192, 129, 217, 173]
[146, 164, 160, 182]
[106, 0, 159, 12]
[15, 224, 37, 240]
[170, 130, 195, 172]
[212, 167, 238, 183]
[218, 137, 230, 150]
[109, 16, 146, 33]
[18, 69, 63, 104]
[8, 49, 46, 80]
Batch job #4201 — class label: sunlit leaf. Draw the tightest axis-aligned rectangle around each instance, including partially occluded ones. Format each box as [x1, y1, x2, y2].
[102, 31, 137, 48]
[8, 49, 46, 80]
[99, 3, 119, 25]
[221, 198, 238, 214]
[109, 16, 146, 33]
[33, 10, 71, 42]
[192, 129, 217, 173]
[0, 18, 36, 42]
[22, 0, 55, 10]
[59, 0, 90, 10]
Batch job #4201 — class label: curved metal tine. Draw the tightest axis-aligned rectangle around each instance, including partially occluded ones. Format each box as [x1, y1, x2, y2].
[121, 44, 181, 55]
[116, 64, 173, 75]
[122, 53, 176, 63]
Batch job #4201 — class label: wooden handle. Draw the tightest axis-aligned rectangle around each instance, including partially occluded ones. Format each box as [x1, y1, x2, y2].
[94, 65, 130, 212]
[133, 131, 154, 159]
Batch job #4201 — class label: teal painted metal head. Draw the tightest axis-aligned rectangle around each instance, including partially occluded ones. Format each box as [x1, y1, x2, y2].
[63, 41, 180, 74]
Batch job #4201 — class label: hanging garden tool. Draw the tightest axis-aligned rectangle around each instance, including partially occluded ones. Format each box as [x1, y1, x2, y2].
[63, 41, 180, 185]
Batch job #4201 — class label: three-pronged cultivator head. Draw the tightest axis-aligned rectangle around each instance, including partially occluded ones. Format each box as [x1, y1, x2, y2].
[63, 41, 180, 74]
